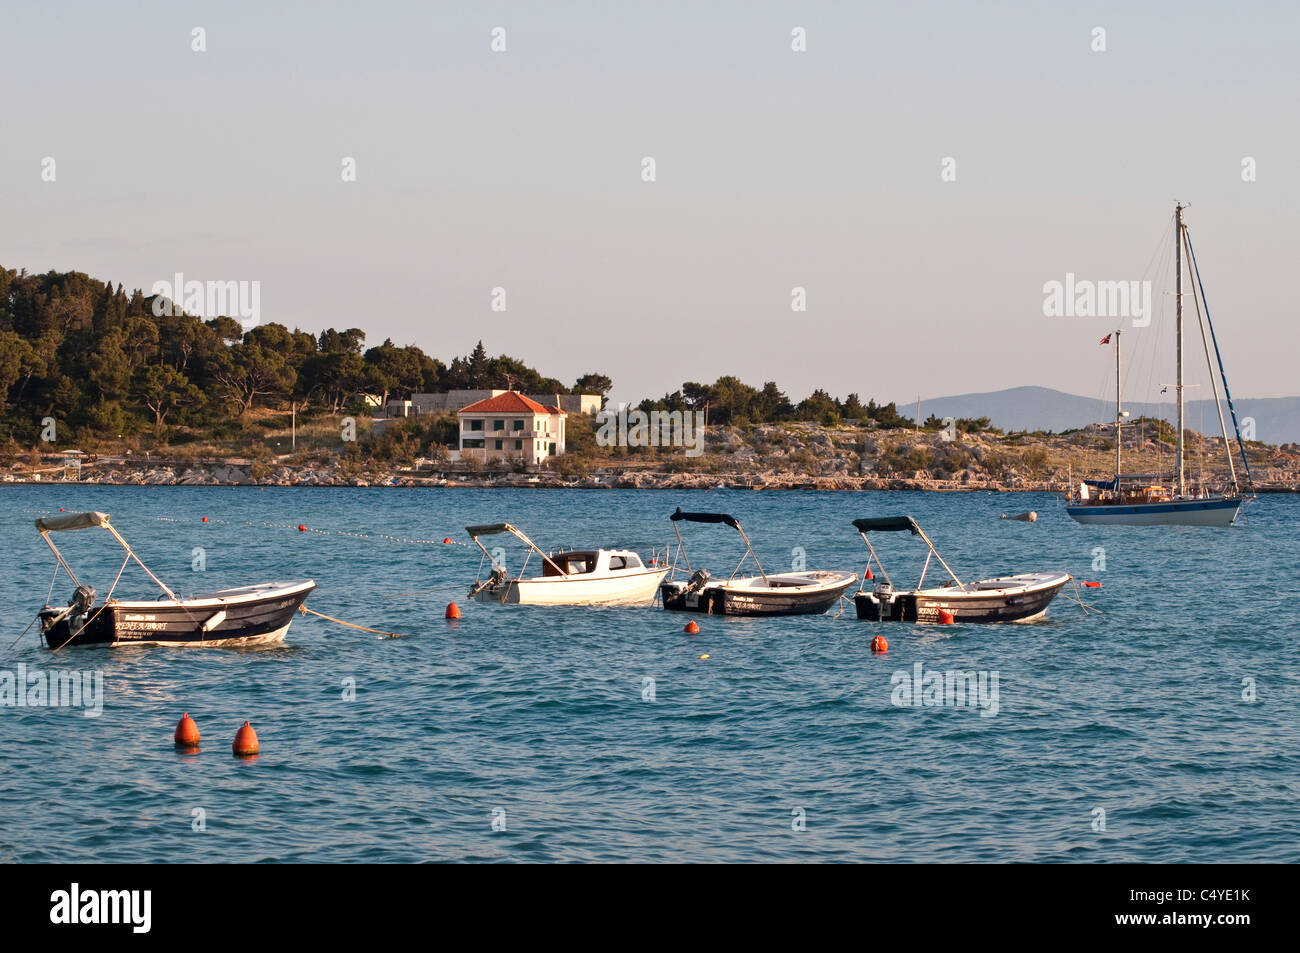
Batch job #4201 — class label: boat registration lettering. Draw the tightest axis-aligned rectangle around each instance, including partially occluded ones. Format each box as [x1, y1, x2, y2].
[122, 614, 157, 622]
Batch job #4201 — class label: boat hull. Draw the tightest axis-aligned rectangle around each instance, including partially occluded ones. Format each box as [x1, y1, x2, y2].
[41, 581, 315, 648]
[1066, 496, 1241, 526]
[472, 569, 669, 605]
[661, 572, 856, 617]
[854, 574, 1070, 624]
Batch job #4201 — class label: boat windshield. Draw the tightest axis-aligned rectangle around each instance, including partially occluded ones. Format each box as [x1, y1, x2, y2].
[543, 552, 598, 576]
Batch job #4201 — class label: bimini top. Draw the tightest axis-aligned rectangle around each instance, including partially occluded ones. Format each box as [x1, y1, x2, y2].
[35, 511, 111, 533]
[465, 523, 519, 537]
[670, 508, 740, 529]
[851, 516, 921, 535]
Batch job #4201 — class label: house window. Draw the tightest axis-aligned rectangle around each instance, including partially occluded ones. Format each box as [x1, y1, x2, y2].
[512, 419, 524, 431]
[514, 440, 523, 450]
[463, 438, 484, 448]
[466, 419, 483, 432]
[494, 440, 502, 451]
[493, 419, 505, 431]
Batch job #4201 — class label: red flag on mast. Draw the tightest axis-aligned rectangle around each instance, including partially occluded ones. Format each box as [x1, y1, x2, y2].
[1099, 333, 1112, 345]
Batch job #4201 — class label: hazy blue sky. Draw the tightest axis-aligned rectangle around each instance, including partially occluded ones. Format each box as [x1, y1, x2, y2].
[4, 1, 1296, 407]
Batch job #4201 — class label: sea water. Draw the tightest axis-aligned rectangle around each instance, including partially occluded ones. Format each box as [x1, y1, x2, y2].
[1, 486, 1296, 862]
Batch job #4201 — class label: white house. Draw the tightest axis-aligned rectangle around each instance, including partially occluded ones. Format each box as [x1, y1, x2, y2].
[457, 391, 567, 465]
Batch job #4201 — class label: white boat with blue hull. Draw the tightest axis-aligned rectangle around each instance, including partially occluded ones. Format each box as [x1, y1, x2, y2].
[1066, 494, 1242, 526]
[1066, 204, 1251, 528]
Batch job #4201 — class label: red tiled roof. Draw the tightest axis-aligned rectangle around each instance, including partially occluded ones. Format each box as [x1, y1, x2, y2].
[458, 391, 566, 415]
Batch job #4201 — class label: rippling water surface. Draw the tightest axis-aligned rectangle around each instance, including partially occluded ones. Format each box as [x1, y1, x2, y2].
[1, 486, 1296, 862]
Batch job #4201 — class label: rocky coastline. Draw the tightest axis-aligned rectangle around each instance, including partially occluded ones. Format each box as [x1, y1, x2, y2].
[5, 421, 1298, 493]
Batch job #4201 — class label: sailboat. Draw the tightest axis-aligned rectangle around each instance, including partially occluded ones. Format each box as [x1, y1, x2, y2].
[1066, 204, 1252, 527]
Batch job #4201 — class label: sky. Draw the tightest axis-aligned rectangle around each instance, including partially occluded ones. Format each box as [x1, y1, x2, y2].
[3, 0, 1297, 408]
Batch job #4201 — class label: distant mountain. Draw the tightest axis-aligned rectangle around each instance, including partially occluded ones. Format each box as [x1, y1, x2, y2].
[902, 386, 1300, 445]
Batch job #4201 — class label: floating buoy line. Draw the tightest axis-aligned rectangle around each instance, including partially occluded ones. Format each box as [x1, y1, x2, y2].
[150, 515, 451, 546]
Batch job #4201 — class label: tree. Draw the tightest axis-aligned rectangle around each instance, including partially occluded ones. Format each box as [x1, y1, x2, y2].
[318, 327, 366, 355]
[210, 342, 296, 416]
[708, 375, 759, 425]
[363, 340, 426, 405]
[299, 350, 366, 412]
[796, 389, 839, 423]
[467, 340, 489, 387]
[574, 373, 613, 404]
[135, 365, 202, 436]
[0, 331, 36, 411]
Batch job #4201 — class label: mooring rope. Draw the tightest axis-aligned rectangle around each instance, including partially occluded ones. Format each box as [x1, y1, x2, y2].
[298, 605, 413, 639]
[1062, 577, 1102, 616]
[4, 616, 38, 654]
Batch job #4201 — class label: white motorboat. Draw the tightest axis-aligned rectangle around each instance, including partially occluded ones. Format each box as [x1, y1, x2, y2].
[34, 511, 315, 648]
[851, 517, 1070, 623]
[659, 509, 857, 616]
[466, 523, 669, 605]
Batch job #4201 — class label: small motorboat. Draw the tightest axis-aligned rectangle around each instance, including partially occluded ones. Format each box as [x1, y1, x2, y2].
[35, 511, 315, 648]
[660, 509, 856, 616]
[851, 516, 1070, 623]
[466, 523, 668, 605]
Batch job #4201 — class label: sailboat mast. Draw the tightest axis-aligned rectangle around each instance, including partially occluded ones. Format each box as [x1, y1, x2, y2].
[1175, 203, 1186, 497]
[1115, 330, 1122, 490]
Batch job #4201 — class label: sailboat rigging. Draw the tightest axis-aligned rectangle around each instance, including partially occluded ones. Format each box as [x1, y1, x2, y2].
[1066, 204, 1251, 527]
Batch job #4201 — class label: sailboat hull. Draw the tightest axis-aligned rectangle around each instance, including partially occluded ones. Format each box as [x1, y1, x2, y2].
[1066, 496, 1241, 526]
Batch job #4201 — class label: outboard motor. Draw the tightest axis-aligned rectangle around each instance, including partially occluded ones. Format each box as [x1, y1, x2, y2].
[67, 584, 96, 634]
[871, 581, 894, 622]
[40, 584, 96, 636]
[468, 566, 507, 599]
[683, 568, 711, 594]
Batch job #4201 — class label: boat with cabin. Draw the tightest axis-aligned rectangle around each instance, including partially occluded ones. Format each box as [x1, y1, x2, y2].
[466, 523, 668, 605]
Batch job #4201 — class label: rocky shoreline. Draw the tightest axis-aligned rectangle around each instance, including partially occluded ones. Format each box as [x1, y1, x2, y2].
[6, 421, 1298, 492]
[4, 462, 1297, 493]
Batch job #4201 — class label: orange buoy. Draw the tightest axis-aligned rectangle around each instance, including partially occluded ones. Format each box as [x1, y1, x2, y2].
[865, 567, 873, 580]
[174, 712, 200, 748]
[870, 635, 888, 653]
[298, 524, 307, 532]
[937, 608, 955, 625]
[445, 602, 461, 619]
[232, 721, 259, 757]
[443, 537, 452, 544]
[201, 516, 208, 522]
[1084, 581, 1102, 588]
[684, 620, 700, 634]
